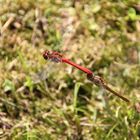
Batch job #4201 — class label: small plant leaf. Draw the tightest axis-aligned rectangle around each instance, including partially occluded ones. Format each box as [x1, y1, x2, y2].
[2, 79, 15, 92]
[73, 82, 82, 112]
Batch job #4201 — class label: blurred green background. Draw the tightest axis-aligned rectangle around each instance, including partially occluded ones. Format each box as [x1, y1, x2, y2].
[0, 0, 140, 139]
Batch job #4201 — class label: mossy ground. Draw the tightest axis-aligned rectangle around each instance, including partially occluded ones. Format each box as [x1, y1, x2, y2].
[0, 0, 140, 139]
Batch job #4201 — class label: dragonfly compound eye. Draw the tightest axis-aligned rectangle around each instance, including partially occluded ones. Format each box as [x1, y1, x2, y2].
[43, 51, 50, 60]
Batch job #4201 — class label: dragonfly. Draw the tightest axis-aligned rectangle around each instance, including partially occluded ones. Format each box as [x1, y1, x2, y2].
[43, 50, 130, 103]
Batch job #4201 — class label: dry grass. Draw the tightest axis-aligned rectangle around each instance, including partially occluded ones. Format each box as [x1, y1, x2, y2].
[0, 0, 140, 139]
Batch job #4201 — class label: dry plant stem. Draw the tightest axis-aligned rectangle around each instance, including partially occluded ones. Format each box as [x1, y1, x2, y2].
[87, 74, 130, 103]
[0, 16, 14, 35]
[43, 50, 130, 103]
[104, 84, 130, 102]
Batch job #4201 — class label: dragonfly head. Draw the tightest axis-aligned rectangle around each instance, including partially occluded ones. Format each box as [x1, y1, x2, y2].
[43, 50, 50, 60]
[43, 50, 63, 63]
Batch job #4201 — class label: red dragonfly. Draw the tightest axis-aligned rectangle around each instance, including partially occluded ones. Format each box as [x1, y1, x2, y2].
[43, 50, 130, 103]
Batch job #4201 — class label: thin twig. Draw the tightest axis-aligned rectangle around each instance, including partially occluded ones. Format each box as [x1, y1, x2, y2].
[0, 16, 15, 35]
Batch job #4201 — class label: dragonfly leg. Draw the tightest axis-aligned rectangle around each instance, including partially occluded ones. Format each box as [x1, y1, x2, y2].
[87, 74, 106, 87]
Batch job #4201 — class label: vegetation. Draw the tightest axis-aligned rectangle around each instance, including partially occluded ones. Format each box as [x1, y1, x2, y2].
[0, 0, 140, 139]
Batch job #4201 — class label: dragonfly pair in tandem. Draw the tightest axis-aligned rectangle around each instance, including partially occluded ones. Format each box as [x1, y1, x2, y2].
[43, 50, 130, 103]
